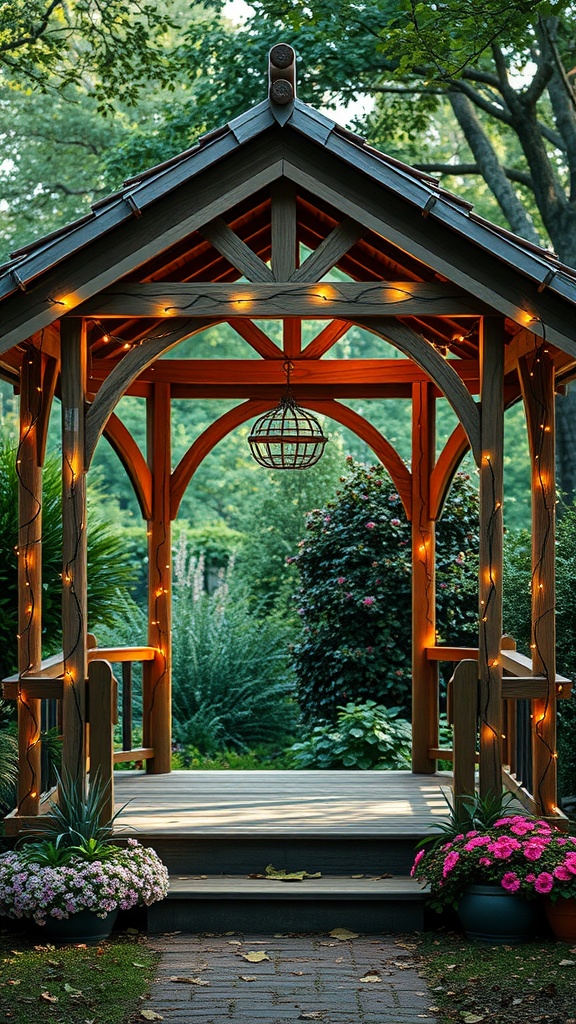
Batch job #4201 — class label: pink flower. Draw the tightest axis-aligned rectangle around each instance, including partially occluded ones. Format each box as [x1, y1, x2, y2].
[337, 577, 345, 584]
[390, 518, 401, 526]
[442, 851, 460, 877]
[526, 873, 536, 883]
[523, 839, 547, 861]
[365, 646, 373, 654]
[362, 597, 375, 607]
[564, 852, 576, 874]
[501, 872, 521, 893]
[410, 850, 425, 877]
[553, 865, 572, 882]
[490, 837, 521, 859]
[534, 872, 554, 895]
[365, 521, 376, 529]
[464, 836, 492, 851]
[345, 592, 353, 600]
[479, 857, 492, 867]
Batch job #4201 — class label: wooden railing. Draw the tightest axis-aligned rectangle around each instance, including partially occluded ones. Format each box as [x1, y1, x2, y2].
[426, 640, 572, 816]
[2, 640, 158, 833]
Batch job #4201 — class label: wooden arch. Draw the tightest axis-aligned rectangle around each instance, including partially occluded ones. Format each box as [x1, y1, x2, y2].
[169, 397, 412, 521]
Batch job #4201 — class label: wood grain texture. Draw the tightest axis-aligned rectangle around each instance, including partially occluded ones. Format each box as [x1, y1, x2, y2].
[518, 349, 557, 814]
[411, 383, 438, 773]
[452, 660, 479, 811]
[228, 319, 283, 359]
[87, 659, 115, 824]
[71, 281, 489, 319]
[60, 319, 88, 789]
[17, 349, 43, 814]
[270, 180, 297, 281]
[300, 320, 351, 359]
[290, 217, 364, 283]
[145, 384, 172, 774]
[430, 423, 469, 520]
[478, 316, 505, 799]
[201, 217, 275, 282]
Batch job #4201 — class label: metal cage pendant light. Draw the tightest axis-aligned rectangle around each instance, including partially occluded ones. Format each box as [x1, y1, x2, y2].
[248, 361, 328, 469]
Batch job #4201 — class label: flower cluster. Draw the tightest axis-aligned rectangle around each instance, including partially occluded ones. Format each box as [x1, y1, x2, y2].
[0, 839, 169, 926]
[411, 815, 576, 911]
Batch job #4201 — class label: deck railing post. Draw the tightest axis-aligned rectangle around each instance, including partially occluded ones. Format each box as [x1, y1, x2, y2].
[122, 661, 133, 753]
[87, 659, 114, 826]
[452, 659, 478, 816]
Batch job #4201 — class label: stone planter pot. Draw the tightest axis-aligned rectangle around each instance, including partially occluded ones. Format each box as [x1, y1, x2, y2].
[457, 884, 539, 944]
[37, 908, 118, 944]
[544, 896, 576, 942]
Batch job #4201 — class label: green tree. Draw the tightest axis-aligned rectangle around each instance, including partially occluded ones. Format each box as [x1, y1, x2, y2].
[291, 459, 479, 721]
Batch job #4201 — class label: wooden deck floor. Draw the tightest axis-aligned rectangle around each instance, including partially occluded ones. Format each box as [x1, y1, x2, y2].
[113, 769, 452, 835]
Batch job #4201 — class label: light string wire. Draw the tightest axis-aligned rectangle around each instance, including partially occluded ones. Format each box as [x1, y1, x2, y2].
[479, 449, 503, 751]
[525, 318, 556, 812]
[148, 438, 169, 721]
[15, 338, 44, 810]
[61, 442, 86, 785]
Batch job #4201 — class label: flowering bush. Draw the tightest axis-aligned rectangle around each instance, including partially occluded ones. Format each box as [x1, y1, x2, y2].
[412, 815, 576, 911]
[0, 838, 169, 926]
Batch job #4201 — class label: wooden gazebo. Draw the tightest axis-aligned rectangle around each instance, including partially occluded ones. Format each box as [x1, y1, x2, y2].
[1, 45, 575, 832]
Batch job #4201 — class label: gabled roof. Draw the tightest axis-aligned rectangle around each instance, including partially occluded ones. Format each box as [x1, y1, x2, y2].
[1, 90, 576, 368]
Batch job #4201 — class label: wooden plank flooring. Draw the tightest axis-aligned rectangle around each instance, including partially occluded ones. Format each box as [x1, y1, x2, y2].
[113, 769, 452, 835]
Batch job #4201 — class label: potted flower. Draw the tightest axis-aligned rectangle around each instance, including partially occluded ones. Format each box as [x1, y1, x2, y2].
[0, 772, 169, 942]
[411, 813, 565, 943]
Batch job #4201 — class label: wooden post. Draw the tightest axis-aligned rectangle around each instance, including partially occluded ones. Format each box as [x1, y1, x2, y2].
[478, 317, 505, 799]
[518, 349, 557, 814]
[16, 347, 43, 813]
[452, 660, 478, 816]
[411, 382, 438, 773]
[60, 319, 88, 791]
[144, 382, 172, 774]
[87, 659, 114, 825]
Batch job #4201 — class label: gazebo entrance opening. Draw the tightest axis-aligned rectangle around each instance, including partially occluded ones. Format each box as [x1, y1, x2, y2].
[1, 47, 574, 836]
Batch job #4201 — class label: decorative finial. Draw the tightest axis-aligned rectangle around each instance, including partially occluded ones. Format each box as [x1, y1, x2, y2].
[268, 43, 296, 115]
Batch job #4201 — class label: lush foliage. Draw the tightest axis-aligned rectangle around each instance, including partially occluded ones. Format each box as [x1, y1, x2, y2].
[0, 838, 168, 924]
[417, 788, 517, 851]
[412, 814, 576, 911]
[171, 542, 299, 753]
[289, 701, 411, 770]
[290, 459, 479, 720]
[0, 701, 17, 811]
[0, 435, 137, 679]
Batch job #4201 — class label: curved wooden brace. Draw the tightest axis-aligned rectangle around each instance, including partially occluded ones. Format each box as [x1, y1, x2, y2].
[169, 397, 412, 521]
[303, 399, 412, 520]
[85, 317, 218, 467]
[355, 316, 481, 465]
[431, 423, 470, 521]
[103, 412, 152, 520]
[170, 400, 272, 519]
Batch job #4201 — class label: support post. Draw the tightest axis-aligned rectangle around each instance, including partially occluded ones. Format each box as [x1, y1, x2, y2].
[411, 382, 438, 773]
[478, 317, 505, 799]
[16, 347, 43, 813]
[61, 319, 88, 791]
[518, 348, 557, 814]
[452, 660, 478, 816]
[87, 659, 114, 825]
[144, 382, 172, 773]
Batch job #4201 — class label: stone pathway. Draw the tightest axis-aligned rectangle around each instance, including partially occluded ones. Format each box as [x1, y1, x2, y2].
[145, 932, 440, 1023]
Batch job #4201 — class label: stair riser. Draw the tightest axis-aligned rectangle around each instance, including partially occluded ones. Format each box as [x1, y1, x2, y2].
[147, 897, 425, 934]
[131, 836, 420, 875]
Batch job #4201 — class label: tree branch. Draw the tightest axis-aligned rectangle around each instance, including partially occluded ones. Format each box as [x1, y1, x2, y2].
[412, 161, 534, 188]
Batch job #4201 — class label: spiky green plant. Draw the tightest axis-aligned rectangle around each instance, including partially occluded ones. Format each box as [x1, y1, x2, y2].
[416, 789, 518, 851]
[23, 768, 125, 849]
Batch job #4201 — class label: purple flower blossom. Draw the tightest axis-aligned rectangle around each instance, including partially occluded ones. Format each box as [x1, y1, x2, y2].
[365, 521, 376, 529]
[534, 872, 554, 894]
[362, 597, 375, 607]
[501, 872, 521, 892]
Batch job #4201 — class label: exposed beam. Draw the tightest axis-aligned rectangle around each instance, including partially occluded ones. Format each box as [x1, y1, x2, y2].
[300, 320, 351, 359]
[271, 180, 297, 281]
[227, 319, 283, 358]
[70, 281, 489, 319]
[201, 217, 275, 282]
[290, 217, 364, 283]
[431, 423, 470, 520]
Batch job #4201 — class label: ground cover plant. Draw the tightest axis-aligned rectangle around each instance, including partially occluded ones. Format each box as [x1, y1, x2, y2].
[412, 931, 576, 1024]
[0, 929, 158, 1024]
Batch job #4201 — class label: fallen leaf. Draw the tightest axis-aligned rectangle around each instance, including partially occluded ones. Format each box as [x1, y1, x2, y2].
[240, 951, 270, 963]
[169, 976, 210, 986]
[239, 976, 257, 982]
[298, 1013, 325, 1020]
[125, 927, 139, 935]
[40, 992, 58, 1004]
[7, 981, 20, 986]
[227, 940, 242, 946]
[359, 973, 382, 983]
[140, 1012, 164, 1021]
[133, 962, 148, 968]
[461, 1015, 485, 1023]
[329, 928, 358, 941]
[292, 971, 305, 976]
[351, 874, 365, 878]
[64, 983, 82, 995]
[372, 873, 393, 880]
[560, 959, 576, 966]
[263, 864, 321, 882]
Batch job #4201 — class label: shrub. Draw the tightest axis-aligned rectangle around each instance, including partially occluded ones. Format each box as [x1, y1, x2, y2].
[290, 459, 479, 720]
[171, 540, 299, 753]
[288, 701, 412, 770]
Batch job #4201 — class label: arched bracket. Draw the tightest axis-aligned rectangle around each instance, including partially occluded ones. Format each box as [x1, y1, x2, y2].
[103, 413, 152, 520]
[431, 423, 470, 520]
[355, 316, 481, 466]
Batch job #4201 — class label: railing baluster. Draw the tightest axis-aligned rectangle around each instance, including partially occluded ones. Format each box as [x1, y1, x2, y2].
[122, 661, 133, 753]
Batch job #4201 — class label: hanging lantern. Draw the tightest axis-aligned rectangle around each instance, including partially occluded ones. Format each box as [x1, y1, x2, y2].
[248, 361, 328, 470]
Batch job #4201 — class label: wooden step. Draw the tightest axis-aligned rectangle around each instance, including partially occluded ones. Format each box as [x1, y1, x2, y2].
[147, 874, 428, 934]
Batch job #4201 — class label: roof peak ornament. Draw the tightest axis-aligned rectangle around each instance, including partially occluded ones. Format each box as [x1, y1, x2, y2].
[268, 43, 296, 124]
